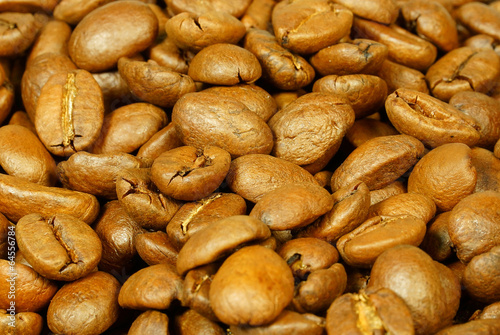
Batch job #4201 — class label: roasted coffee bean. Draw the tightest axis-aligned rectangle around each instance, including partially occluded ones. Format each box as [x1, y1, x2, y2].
[377, 59, 429, 94]
[35, 69, 105, 156]
[172, 92, 273, 158]
[226, 154, 319, 203]
[408, 143, 477, 212]
[7, 111, 36, 133]
[0, 259, 58, 312]
[272, 89, 306, 110]
[353, 18, 437, 71]
[135, 231, 178, 266]
[47, 271, 121, 335]
[148, 36, 190, 74]
[337, 215, 426, 267]
[469, 147, 500, 193]
[448, 191, 500, 263]
[181, 263, 220, 321]
[68, 1, 158, 72]
[0, 124, 57, 186]
[313, 74, 388, 119]
[173, 309, 225, 335]
[129, 310, 170, 335]
[0, 309, 43, 335]
[272, 0, 353, 55]
[118, 263, 183, 310]
[369, 180, 407, 206]
[209, 245, 294, 326]
[116, 167, 182, 230]
[165, 11, 246, 52]
[0, 0, 59, 12]
[244, 28, 315, 90]
[118, 57, 196, 108]
[473, 301, 500, 320]
[420, 212, 453, 262]
[400, 0, 459, 51]
[455, 2, 500, 41]
[367, 193, 436, 224]
[332, 0, 398, 25]
[53, 0, 115, 25]
[368, 245, 461, 335]
[331, 134, 425, 191]
[435, 319, 500, 335]
[58, 151, 148, 199]
[0, 12, 47, 57]
[16, 213, 102, 281]
[0, 173, 100, 224]
[166, 0, 253, 18]
[151, 146, 231, 201]
[346, 118, 399, 148]
[269, 92, 355, 165]
[137, 123, 183, 161]
[326, 288, 415, 335]
[250, 183, 333, 231]
[93, 200, 144, 272]
[167, 192, 247, 250]
[464, 34, 500, 56]
[310, 39, 388, 76]
[91, 102, 167, 154]
[240, 0, 275, 31]
[0, 79, 14, 125]
[26, 19, 72, 67]
[386, 88, 481, 148]
[462, 246, 500, 304]
[426, 47, 500, 102]
[176, 215, 270, 275]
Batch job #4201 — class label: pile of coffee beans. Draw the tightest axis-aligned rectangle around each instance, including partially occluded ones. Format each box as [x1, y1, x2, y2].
[0, 0, 500, 334]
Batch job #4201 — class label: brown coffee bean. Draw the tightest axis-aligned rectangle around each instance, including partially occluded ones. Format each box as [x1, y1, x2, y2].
[203, 84, 277, 122]
[448, 191, 500, 263]
[408, 143, 477, 212]
[250, 183, 333, 231]
[0, 173, 100, 224]
[172, 92, 274, 157]
[0, 12, 47, 57]
[16, 213, 102, 281]
[209, 245, 294, 326]
[346, 118, 399, 148]
[272, 89, 306, 110]
[464, 34, 500, 56]
[313, 170, 333, 189]
[47, 271, 121, 335]
[35, 69, 105, 156]
[165, 11, 246, 52]
[91, 102, 167, 154]
[456, 2, 500, 41]
[463, 246, 500, 303]
[377, 59, 429, 94]
[369, 180, 407, 206]
[368, 192, 436, 224]
[470, 147, 500, 193]
[326, 287, 415, 334]
[166, 0, 252, 18]
[92, 69, 136, 113]
[0, 125, 57, 186]
[58, 151, 148, 199]
[21, 53, 77, 122]
[94, 200, 144, 272]
[173, 309, 225, 335]
[226, 154, 319, 203]
[148, 36, 190, 74]
[0, 310, 43, 335]
[401, 0, 459, 51]
[269, 92, 354, 165]
[244, 28, 315, 90]
[299, 181, 370, 242]
[151, 146, 230, 201]
[310, 39, 388, 76]
[420, 212, 453, 262]
[137, 123, 183, 161]
[116, 168, 182, 230]
[449, 91, 500, 149]
[386, 88, 481, 148]
[135, 231, 178, 266]
[353, 18, 437, 71]
[26, 19, 71, 67]
[313, 74, 387, 119]
[331, 134, 425, 191]
[7, 111, 35, 133]
[118, 58, 196, 108]
[230, 310, 325, 335]
[68, 1, 158, 72]
[272, 0, 353, 55]
[176, 215, 271, 275]
[53, 0, 113, 25]
[240, 0, 275, 31]
[0, 0, 59, 12]
[181, 263, 220, 321]
[167, 192, 247, 250]
[188, 43, 262, 85]
[332, 0, 398, 24]
[118, 263, 182, 310]
[435, 319, 500, 335]
[337, 215, 426, 267]
[0, 259, 58, 312]
[426, 47, 500, 102]
[368, 245, 461, 335]
[475, 301, 500, 320]
[0, 80, 14, 125]
[129, 310, 169, 335]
